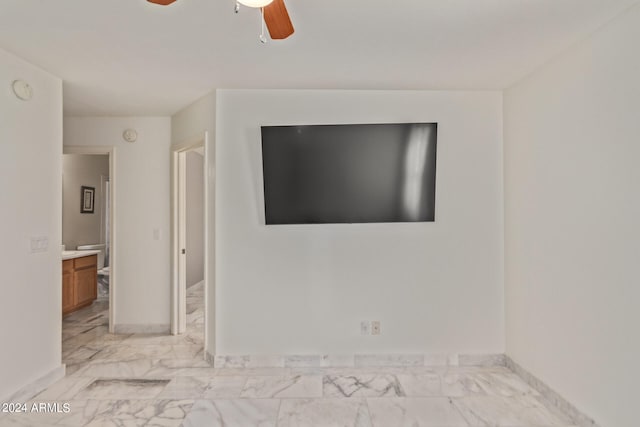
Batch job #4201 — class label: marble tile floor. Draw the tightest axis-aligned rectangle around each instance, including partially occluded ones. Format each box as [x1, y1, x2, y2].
[1, 283, 577, 426]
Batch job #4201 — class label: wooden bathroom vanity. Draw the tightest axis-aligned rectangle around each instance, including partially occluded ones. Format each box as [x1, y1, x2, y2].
[62, 252, 98, 316]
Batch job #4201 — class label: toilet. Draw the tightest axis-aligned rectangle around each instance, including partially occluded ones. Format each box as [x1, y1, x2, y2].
[76, 243, 109, 299]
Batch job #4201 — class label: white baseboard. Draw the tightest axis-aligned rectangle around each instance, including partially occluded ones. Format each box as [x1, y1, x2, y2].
[202, 351, 593, 426]
[505, 355, 600, 427]
[205, 350, 215, 366]
[210, 353, 506, 369]
[113, 324, 170, 334]
[4, 364, 66, 403]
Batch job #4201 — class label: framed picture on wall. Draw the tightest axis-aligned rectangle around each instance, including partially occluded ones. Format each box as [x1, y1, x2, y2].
[81, 186, 95, 214]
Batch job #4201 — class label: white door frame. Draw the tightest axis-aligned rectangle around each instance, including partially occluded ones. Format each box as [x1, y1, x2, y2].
[170, 132, 209, 349]
[63, 146, 117, 333]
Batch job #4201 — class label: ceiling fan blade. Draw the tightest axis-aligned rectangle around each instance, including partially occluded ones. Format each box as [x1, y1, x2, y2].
[263, 0, 294, 40]
[147, 0, 177, 5]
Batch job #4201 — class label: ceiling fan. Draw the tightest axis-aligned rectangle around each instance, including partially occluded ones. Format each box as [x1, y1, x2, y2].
[147, 0, 294, 40]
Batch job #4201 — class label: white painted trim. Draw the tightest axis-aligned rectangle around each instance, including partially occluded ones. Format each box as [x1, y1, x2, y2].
[63, 146, 117, 333]
[4, 365, 65, 403]
[203, 131, 211, 357]
[170, 150, 178, 335]
[170, 133, 209, 346]
[172, 134, 206, 153]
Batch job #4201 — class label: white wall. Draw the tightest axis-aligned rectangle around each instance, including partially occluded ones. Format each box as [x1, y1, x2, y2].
[504, 5, 640, 427]
[216, 90, 504, 355]
[0, 49, 63, 399]
[186, 151, 204, 287]
[171, 92, 216, 146]
[62, 154, 109, 250]
[64, 117, 172, 328]
[171, 90, 216, 354]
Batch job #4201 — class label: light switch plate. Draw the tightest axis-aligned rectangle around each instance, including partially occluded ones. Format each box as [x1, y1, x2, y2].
[30, 236, 49, 253]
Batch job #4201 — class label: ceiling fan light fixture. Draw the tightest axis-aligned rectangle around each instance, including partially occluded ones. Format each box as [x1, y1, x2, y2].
[237, 0, 274, 8]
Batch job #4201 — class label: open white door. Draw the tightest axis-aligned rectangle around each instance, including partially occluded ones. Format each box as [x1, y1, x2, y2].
[171, 137, 207, 338]
[177, 151, 188, 333]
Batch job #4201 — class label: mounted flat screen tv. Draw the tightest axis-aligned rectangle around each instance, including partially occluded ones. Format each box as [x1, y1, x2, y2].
[261, 123, 437, 225]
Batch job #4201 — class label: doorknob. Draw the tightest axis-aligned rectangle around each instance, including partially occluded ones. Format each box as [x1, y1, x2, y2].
[181, 249, 186, 254]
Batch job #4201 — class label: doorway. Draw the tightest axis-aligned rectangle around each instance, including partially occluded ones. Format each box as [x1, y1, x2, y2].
[63, 146, 117, 333]
[171, 134, 209, 356]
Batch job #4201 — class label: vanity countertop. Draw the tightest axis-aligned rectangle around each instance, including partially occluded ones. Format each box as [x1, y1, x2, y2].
[62, 250, 101, 260]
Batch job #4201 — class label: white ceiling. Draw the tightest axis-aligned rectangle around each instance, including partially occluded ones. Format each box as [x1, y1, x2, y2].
[0, 0, 637, 116]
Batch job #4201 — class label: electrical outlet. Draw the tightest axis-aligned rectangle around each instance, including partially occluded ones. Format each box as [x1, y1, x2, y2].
[372, 321, 381, 335]
[360, 321, 371, 335]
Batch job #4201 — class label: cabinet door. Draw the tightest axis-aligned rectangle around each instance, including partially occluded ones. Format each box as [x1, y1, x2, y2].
[75, 267, 97, 307]
[62, 272, 74, 314]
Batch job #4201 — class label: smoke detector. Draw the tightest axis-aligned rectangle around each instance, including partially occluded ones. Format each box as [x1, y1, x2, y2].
[122, 129, 138, 143]
[12, 80, 33, 101]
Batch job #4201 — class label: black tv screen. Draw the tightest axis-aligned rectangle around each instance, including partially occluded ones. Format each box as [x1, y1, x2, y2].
[261, 123, 437, 225]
